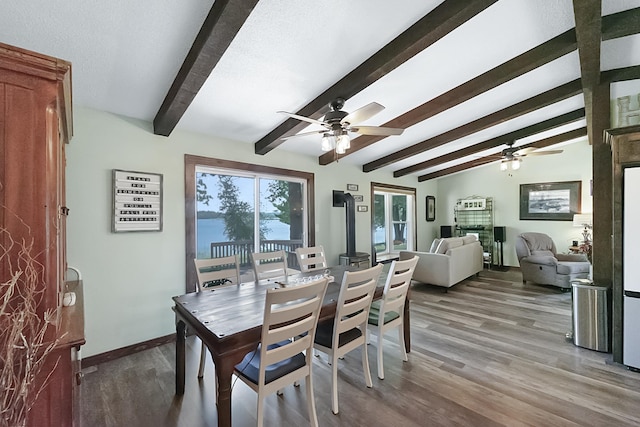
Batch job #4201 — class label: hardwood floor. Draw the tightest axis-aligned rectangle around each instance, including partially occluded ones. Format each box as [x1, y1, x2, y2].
[80, 269, 640, 426]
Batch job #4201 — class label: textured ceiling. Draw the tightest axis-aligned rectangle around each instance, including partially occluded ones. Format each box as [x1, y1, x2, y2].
[1, 0, 639, 180]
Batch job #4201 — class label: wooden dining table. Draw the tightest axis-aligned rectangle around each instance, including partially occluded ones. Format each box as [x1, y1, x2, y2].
[172, 264, 412, 427]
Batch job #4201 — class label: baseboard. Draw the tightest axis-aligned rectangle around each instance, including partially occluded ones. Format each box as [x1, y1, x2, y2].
[82, 333, 176, 368]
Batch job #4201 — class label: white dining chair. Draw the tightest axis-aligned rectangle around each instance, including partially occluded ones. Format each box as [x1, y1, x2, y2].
[367, 256, 418, 379]
[295, 246, 328, 273]
[251, 250, 291, 281]
[313, 263, 383, 414]
[234, 277, 329, 427]
[193, 255, 241, 379]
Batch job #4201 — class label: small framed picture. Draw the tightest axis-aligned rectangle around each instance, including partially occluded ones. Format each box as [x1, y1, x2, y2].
[353, 195, 364, 202]
[426, 195, 435, 222]
[347, 184, 358, 191]
[357, 205, 368, 212]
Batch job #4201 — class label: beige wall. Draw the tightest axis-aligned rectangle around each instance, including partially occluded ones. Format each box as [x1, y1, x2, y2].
[66, 107, 436, 357]
[67, 107, 593, 357]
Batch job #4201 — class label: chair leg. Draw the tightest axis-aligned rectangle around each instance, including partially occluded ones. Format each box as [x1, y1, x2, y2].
[377, 330, 384, 380]
[306, 374, 319, 427]
[198, 341, 206, 378]
[256, 396, 264, 427]
[398, 324, 408, 362]
[331, 354, 339, 414]
[362, 341, 373, 388]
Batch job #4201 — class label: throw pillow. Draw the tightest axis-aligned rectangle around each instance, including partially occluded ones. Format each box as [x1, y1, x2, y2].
[436, 237, 464, 254]
[429, 238, 441, 253]
[461, 235, 477, 245]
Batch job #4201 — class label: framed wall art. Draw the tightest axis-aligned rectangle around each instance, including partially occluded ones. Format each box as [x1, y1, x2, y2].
[519, 181, 581, 221]
[112, 169, 163, 232]
[426, 196, 436, 222]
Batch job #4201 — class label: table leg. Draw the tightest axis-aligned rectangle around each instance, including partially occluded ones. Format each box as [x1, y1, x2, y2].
[175, 320, 186, 395]
[214, 356, 237, 427]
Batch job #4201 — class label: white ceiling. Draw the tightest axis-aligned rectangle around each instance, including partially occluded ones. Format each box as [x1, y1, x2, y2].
[1, 0, 639, 179]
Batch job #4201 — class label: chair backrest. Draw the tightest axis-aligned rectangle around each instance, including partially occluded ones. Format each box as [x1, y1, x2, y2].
[251, 250, 289, 281]
[332, 263, 384, 344]
[516, 232, 557, 261]
[375, 256, 419, 325]
[193, 255, 241, 291]
[258, 277, 329, 383]
[295, 246, 328, 272]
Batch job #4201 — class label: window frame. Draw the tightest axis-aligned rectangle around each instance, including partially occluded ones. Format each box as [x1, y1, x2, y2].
[185, 155, 315, 292]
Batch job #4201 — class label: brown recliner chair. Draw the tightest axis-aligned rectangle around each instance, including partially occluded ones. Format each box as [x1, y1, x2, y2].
[515, 232, 590, 290]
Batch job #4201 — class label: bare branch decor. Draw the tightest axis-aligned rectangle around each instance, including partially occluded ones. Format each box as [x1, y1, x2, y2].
[0, 220, 61, 427]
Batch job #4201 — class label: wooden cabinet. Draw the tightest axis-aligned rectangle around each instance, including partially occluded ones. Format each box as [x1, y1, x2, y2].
[0, 42, 82, 426]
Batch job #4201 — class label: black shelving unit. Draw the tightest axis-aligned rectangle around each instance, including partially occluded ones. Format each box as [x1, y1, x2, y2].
[454, 196, 494, 265]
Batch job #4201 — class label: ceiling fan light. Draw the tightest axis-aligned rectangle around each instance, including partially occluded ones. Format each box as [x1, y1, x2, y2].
[336, 134, 350, 154]
[321, 134, 334, 152]
[511, 158, 521, 170]
[500, 160, 508, 171]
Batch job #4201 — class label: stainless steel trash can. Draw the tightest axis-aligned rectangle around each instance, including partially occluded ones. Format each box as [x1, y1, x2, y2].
[572, 282, 609, 352]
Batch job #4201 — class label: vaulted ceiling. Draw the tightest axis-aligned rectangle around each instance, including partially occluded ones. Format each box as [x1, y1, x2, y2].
[2, 1, 639, 181]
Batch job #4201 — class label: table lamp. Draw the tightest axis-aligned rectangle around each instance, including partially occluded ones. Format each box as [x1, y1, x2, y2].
[573, 213, 593, 243]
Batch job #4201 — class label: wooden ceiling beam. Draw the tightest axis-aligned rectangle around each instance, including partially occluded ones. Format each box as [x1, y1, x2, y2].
[349, 29, 577, 169]
[417, 127, 588, 181]
[601, 7, 640, 40]
[601, 65, 640, 83]
[251, 0, 499, 155]
[573, 0, 602, 147]
[359, 7, 639, 172]
[153, 0, 259, 136]
[362, 79, 582, 173]
[397, 108, 585, 177]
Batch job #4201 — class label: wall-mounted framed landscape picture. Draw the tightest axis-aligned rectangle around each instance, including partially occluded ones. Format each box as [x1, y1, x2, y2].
[519, 181, 581, 221]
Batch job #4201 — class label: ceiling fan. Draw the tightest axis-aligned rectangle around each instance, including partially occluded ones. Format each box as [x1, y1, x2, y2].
[278, 98, 404, 154]
[494, 141, 563, 171]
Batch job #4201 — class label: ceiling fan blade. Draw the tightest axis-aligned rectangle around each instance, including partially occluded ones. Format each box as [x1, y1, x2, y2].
[277, 111, 327, 127]
[280, 129, 327, 140]
[512, 147, 538, 156]
[341, 102, 384, 125]
[350, 125, 404, 136]
[524, 149, 564, 156]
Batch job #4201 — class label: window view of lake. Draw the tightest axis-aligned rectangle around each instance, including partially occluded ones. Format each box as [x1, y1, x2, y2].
[197, 217, 291, 258]
[197, 217, 387, 258]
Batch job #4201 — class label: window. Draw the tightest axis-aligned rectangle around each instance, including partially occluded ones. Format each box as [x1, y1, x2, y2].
[371, 183, 416, 262]
[185, 155, 314, 292]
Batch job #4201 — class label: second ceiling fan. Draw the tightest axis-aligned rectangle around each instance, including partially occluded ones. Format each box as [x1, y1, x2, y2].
[278, 98, 404, 154]
[495, 141, 563, 171]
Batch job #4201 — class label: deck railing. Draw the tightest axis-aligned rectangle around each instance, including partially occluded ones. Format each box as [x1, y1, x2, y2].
[210, 239, 303, 269]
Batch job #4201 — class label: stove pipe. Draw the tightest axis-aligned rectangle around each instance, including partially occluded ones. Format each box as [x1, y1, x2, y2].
[343, 193, 356, 256]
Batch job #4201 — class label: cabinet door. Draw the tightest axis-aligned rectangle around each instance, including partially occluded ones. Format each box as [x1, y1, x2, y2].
[0, 70, 61, 309]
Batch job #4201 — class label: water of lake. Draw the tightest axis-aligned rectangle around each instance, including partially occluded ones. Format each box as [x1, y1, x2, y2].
[197, 217, 387, 257]
[197, 218, 291, 257]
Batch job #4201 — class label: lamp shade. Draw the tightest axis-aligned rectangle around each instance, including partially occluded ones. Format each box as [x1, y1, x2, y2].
[573, 213, 593, 227]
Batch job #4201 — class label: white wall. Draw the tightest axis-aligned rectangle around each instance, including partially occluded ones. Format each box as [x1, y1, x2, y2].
[66, 107, 437, 357]
[433, 137, 593, 267]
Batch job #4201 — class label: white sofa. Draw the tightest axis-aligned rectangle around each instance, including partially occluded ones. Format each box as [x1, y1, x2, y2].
[399, 235, 483, 289]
